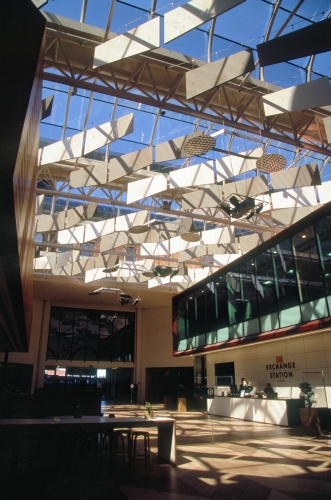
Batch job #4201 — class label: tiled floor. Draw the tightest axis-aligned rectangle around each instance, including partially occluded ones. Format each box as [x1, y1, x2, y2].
[2, 404, 331, 499]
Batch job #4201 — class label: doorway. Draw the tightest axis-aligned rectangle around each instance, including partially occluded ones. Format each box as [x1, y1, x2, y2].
[146, 367, 194, 403]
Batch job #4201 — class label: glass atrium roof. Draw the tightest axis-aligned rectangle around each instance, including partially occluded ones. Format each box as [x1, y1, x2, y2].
[35, 0, 331, 294]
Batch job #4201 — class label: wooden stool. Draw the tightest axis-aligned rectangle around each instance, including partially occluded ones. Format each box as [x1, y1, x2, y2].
[0, 433, 18, 474]
[58, 429, 98, 475]
[131, 431, 151, 468]
[112, 429, 132, 465]
[18, 431, 55, 472]
[99, 414, 115, 456]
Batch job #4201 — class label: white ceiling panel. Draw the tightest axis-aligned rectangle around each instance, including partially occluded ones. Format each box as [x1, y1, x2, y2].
[69, 162, 108, 188]
[177, 251, 194, 264]
[270, 163, 320, 189]
[140, 241, 169, 257]
[169, 162, 214, 189]
[186, 49, 254, 99]
[316, 180, 331, 203]
[55, 258, 94, 276]
[271, 187, 317, 209]
[262, 77, 331, 116]
[34, 253, 57, 270]
[164, 0, 244, 43]
[100, 231, 128, 252]
[127, 174, 167, 204]
[56, 251, 73, 268]
[223, 176, 269, 199]
[168, 235, 200, 255]
[84, 113, 134, 154]
[94, 254, 119, 269]
[215, 148, 262, 181]
[115, 210, 149, 232]
[271, 206, 319, 225]
[36, 210, 66, 232]
[181, 185, 222, 209]
[57, 225, 85, 245]
[201, 226, 235, 244]
[108, 147, 153, 182]
[39, 131, 84, 166]
[155, 131, 203, 162]
[94, 17, 160, 67]
[207, 242, 239, 254]
[128, 229, 159, 244]
[178, 246, 206, 262]
[84, 218, 115, 243]
[195, 245, 208, 257]
[65, 203, 97, 228]
[85, 267, 111, 284]
[70, 142, 151, 189]
[40, 114, 134, 166]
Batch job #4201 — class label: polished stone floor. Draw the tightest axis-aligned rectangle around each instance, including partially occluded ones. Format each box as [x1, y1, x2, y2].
[2, 404, 331, 500]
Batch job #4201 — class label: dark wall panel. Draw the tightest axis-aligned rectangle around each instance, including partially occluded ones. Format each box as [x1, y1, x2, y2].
[0, 1, 46, 351]
[257, 18, 331, 67]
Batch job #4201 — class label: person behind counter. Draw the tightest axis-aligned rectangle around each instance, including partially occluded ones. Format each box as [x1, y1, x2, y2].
[239, 378, 247, 392]
[263, 382, 277, 399]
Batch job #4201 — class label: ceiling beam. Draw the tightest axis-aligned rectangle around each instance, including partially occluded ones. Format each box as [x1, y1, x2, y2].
[35, 187, 279, 234]
[42, 71, 331, 157]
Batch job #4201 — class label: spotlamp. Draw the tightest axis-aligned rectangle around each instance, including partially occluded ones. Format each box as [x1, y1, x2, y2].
[255, 203, 264, 214]
[229, 195, 241, 209]
[153, 265, 173, 277]
[219, 194, 255, 219]
[170, 268, 179, 278]
[220, 203, 232, 216]
[103, 266, 119, 273]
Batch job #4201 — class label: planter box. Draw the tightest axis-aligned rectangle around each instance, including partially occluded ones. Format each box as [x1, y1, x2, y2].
[299, 408, 322, 436]
[164, 396, 174, 409]
[177, 397, 187, 412]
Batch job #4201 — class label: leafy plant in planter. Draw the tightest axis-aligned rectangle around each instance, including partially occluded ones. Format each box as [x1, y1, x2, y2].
[299, 382, 316, 407]
[299, 382, 322, 436]
[144, 402, 154, 419]
[245, 382, 254, 394]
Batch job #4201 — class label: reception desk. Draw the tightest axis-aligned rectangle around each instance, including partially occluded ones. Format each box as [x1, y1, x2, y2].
[207, 396, 304, 426]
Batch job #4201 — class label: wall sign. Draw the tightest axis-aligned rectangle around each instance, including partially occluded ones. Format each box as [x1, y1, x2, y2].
[207, 388, 214, 399]
[266, 356, 296, 379]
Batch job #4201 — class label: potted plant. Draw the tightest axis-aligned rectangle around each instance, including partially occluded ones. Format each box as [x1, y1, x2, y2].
[245, 381, 254, 395]
[144, 402, 154, 419]
[299, 382, 322, 436]
[299, 382, 316, 408]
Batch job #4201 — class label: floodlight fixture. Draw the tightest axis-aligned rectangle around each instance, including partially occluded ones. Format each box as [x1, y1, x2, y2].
[88, 287, 124, 296]
[219, 194, 255, 219]
[153, 265, 173, 278]
[219, 194, 268, 220]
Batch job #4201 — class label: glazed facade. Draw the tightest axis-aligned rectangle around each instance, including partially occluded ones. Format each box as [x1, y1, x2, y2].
[173, 204, 331, 354]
